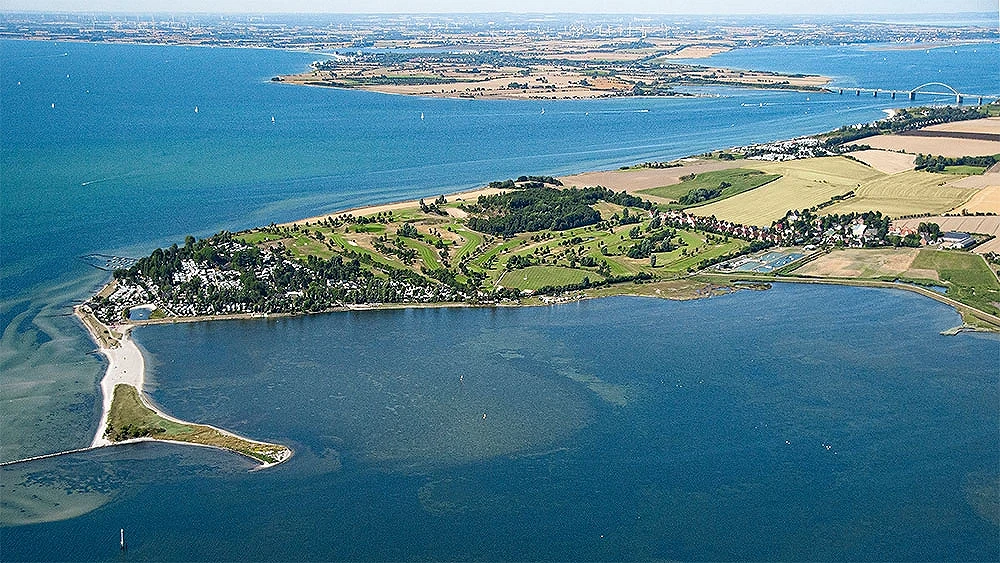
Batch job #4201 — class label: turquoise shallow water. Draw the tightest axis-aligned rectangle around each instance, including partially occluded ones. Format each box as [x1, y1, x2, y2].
[1, 38, 999, 559]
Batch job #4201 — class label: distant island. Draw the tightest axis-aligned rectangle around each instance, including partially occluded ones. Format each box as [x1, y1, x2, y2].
[274, 50, 830, 100]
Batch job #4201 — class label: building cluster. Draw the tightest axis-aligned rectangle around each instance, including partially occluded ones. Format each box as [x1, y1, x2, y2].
[86, 238, 470, 324]
[733, 137, 830, 162]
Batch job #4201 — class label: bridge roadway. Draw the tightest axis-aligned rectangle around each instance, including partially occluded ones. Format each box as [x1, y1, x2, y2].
[831, 82, 998, 105]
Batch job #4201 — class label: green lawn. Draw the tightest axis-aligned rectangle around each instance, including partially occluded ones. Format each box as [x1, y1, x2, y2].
[285, 233, 335, 260]
[401, 237, 443, 269]
[352, 223, 386, 233]
[454, 228, 484, 260]
[238, 231, 287, 244]
[638, 168, 780, 204]
[910, 249, 1000, 315]
[329, 233, 406, 270]
[499, 265, 600, 291]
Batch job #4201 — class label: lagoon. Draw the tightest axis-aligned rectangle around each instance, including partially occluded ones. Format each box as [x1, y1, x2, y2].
[3, 286, 998, 560]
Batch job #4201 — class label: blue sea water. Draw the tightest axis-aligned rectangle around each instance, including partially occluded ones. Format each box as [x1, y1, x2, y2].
[3, 287, 999, 561]
[1, 38, 998, 560]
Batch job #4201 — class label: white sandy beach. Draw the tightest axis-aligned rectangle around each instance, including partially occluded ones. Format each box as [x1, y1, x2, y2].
[89, 324, 143, 447]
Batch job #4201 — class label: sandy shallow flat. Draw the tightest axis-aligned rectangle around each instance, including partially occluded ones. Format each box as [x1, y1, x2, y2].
[848, 149, 916, 174]
[849, 135, 1000, 157]
[91, 327, 144, 447]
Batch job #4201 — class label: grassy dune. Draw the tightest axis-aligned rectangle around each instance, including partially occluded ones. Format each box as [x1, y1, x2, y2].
[106, 384, 290, 465]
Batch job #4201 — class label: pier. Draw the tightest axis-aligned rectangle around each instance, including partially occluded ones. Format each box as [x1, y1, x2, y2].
[836, 82, 997, 105]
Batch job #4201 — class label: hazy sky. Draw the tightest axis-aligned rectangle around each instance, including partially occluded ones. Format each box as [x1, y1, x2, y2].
[4, 0, 997, 15]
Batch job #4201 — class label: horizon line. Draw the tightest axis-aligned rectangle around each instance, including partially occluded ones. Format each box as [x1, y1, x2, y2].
[2, 9, 998, 17]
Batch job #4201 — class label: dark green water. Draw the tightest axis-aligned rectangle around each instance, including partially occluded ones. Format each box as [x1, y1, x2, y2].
[3, 286, 998, 560]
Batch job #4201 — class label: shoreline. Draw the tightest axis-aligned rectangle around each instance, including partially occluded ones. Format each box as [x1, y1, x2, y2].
[6, 305, 297, 470]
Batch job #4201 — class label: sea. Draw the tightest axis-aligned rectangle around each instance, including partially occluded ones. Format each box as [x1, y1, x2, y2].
[1, 36, 998, 560]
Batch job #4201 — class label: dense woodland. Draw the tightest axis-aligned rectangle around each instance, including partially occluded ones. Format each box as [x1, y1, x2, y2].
[914, 153, 998, 172]
[464, 185, 651, 237]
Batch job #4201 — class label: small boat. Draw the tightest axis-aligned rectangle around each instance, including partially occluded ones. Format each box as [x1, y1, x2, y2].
[540, 108, 545, 114]
[51, 102, 55, 109]
[120, 528, 125, 550]
[194, 106, 199, 113]
[271, 115, 275, 123]
[420, 112, 424, 120]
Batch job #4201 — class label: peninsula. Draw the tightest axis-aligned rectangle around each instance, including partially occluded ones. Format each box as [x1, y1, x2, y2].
[84, 105, 1000, 332]
[72, 304, 292, 468]
[16, 104, 991, 473]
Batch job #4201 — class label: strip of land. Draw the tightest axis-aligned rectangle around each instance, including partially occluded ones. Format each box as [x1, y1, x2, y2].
[5, 306, 295, 469]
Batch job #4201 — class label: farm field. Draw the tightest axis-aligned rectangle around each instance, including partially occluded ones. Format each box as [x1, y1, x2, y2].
[559, 158, 744, 195]
[821, 169, 979, 216]
[791, 248, 929, 279]
[921, 117, 1000, 135]
[638, 168, 781, 205]
[788, 247, 1000, 318]
[692, 156, 881, 226]
[847, 134, 1000, 157]
[947, 184, 1000, 214]
[846, 149, 915, 174]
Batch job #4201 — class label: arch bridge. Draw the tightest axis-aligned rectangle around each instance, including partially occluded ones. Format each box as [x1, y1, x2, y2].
[834, 81, 995, 105]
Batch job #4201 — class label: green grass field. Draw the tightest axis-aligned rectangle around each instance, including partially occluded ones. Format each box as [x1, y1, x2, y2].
[453, 227, 483, 260]
[401, 237, 443, 269]
[238, 231, 287, 244]
[910, 249, 1000, 315]
[285, 233, 336, 260]
[499, 265, 599, 291]
[822, 170, 979, 217]
[106, 384, 289, 464]
[639, 168, 780, 204]
[693, 157, 883, 226]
